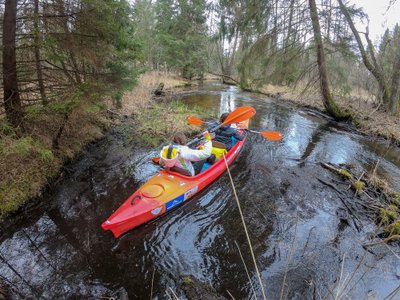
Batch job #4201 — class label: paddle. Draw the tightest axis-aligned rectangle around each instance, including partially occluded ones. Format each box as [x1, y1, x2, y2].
[187, 115, 283, 141]
[151, 106, 257, 164]
[186, 105, 256, 146]
[246, 129, 282, 141]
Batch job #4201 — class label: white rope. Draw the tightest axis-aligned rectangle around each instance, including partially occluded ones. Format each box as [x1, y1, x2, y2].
[223, 154, 267, 300]
[235, 240, 257, 298]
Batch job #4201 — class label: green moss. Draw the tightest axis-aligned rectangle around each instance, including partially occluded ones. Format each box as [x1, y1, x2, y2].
[0, 182, 29, 217]
[379, 208, 399, 225]
[339, 169, 353, 180]
[38, 149, 55, 163]
[0, 121, 16, 137]
[392, 192, 400, 206]
[25, 104, 46, 120]
[11, 137, 34, 157]
[385, 220, 400, 236]
[182, 277, 193, 285]
[353, 180, 365, 192]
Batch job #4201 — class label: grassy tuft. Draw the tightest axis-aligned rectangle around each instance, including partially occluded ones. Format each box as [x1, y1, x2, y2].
[135, 100, 212, 147]
[182, 277, 193, 285]
[386, 220, 400, 236]
[379, 207, 398, 225]
[339, 169, 353, 180]
[369, 174, 390, 194]
[352, 180, 365, 193]
[11, 137, 34, 156]
[392, 192, 400, 206]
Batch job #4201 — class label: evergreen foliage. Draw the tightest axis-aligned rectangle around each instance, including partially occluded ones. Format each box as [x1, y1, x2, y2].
[154, 0, 208, 79]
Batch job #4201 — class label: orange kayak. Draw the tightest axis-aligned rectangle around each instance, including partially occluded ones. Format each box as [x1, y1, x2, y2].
[102, 121, 249, 238]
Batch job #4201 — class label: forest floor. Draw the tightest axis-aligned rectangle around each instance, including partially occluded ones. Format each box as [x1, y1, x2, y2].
[258, 84, 400, 146]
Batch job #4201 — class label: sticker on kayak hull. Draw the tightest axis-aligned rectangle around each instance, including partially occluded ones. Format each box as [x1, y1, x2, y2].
[166, 195, 184, 211]
[151, 207, 162, 215]
[165, 186, 198, 211]
[184, 186, 198, 200]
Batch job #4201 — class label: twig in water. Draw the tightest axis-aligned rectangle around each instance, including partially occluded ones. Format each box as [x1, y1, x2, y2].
[223, 154, 267, 300]
[335, 252, 367, 299]
[235, 240, 257, 299]
[150, 268, 155, 300]
[280, 218, 299, 300]
[384, 284, 400, 300]
[334, 255, 346, 300]
[168, 287, 179, 300]
[226, 290, 236, 300]
[365, 235, 400, 247]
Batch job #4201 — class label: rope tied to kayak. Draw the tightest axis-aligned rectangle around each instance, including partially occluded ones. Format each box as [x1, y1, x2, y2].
[223, 154, 267, 300]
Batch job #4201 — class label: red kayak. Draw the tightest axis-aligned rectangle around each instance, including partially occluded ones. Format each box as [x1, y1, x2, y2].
[101, 121, 249, 238]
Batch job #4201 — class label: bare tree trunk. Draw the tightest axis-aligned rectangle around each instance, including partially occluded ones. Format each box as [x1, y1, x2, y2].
[285, 0, 295, 48]
[226, 28, 239, 78]
[272, 0, 278, 49]
[2, 0, 23, 129]
[326, 0, 332, 41]
[389, 37, 400, 115]
[308, 0, 348, 119]
[338, 0, 390, 105]
[34, 0, 48, 105]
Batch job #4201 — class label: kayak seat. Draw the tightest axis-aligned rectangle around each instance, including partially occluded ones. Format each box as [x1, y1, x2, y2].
[168, 166, 192, 176]
[231, 136, 237, 147]
[212, 140, 226, 149]
[201, 162, 211, 172]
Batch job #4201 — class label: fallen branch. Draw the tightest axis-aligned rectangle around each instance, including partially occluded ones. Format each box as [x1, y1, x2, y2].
[207, 71, 240, 84]
[364, 234, 400, 247]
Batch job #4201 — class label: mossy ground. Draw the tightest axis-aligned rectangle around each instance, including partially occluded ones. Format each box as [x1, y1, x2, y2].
[0, 104, 106, 218]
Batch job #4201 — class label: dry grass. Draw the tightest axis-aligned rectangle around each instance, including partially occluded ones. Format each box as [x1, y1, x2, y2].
[135, 101, 210, 147]
[260, 83, 325, 110]
[259, 83, 400, 143]
[116, 71, 189, 115]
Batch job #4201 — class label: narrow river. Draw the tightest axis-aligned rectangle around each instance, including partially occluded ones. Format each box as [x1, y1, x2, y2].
[1, 83, 400, 299]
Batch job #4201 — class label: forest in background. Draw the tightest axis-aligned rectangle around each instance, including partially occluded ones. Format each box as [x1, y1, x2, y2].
[0, 0, 399, 215]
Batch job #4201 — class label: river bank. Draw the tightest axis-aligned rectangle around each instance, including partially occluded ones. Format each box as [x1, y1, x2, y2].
[0, 72, 203, 219]
[257, 83, 400, 146]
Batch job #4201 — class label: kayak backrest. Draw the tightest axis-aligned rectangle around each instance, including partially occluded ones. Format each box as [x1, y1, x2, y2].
[169, 166, 192, 176]
[212, 140, 226, 149]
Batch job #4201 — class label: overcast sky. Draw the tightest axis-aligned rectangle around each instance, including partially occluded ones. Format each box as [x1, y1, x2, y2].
[349, 0, 400, 41]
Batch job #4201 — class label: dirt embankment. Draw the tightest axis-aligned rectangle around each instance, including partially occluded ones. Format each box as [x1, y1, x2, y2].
[257, 84, 400, 145]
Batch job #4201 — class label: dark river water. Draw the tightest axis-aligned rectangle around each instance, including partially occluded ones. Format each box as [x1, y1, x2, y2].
[1, 83, 400, 299]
